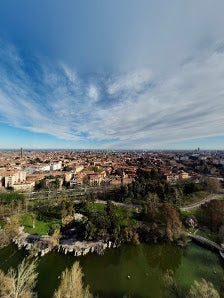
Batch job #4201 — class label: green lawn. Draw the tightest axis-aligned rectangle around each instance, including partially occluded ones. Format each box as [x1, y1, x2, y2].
[20, 213, 61, 235]
[0, 220, 6, 228]
[180, 209, 198, 222]
[89, 202, 105, 212]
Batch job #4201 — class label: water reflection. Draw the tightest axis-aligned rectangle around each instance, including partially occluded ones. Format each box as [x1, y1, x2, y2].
[0, 243, 223, 298]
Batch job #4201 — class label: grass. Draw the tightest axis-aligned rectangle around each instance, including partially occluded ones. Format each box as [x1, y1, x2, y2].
[88, 202, 105, 212]
[0, 220, 6, 228]
[20, 213, 61, 235]
[180, 209, 198, 222]
[182, 191, 208, 206]
[186, 227, 197, 234]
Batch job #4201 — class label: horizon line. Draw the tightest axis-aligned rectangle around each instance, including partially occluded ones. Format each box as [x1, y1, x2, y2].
[0, 148, 223, 152]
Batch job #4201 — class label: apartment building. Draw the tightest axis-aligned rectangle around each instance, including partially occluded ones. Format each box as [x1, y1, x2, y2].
[13, 181, 35, 192]
[50, 162, 62, 171]
[4, 171, 26, 188]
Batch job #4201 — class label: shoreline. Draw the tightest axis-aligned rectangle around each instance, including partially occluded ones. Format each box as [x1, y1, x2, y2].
[13, 227, 118, 257]
[12, 227, 224, 260]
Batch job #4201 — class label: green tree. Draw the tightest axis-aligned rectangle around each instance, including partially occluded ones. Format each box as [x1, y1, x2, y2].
[36, 179, 46, 190]
[55, 178, 61, 189]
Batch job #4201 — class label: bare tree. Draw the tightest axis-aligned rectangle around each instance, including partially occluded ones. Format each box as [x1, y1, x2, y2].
[0, 269, 11, 296]
[0, 258, 38, 298]
[0, 226, 10, 248]
[51, 228, 61, 248]
[163, 269, 184, 298]
[0, 216, 20, 248]
[54, 262, 91, 298]
[188, 279, 220, 298]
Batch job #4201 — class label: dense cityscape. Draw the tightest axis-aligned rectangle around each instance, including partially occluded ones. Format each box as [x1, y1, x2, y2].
[1, 149, 224, 192]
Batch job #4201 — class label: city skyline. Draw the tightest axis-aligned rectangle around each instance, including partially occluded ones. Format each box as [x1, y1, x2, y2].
[1, 1, 224, 149]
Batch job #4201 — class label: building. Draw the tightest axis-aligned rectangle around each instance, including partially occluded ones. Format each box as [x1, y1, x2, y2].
[13, 181, 35, 192]
[87, 173, 103, 186]
[39, 164, 51, 171]
[4, 171, 27, 188]
[74, 165, 84, 173]
[165, 174, 179, 184]
[50, 162, 62, 171]
[179, 171, 189, 179]
[70, 176, 83, 187]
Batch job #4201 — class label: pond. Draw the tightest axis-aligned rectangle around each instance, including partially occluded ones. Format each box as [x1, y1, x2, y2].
[0, 243, 223, 297]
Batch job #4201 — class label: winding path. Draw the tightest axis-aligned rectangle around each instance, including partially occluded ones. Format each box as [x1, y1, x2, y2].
[180, 193, 223, 211]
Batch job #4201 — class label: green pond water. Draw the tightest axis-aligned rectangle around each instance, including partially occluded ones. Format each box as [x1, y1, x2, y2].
[0, 243, 223, 298]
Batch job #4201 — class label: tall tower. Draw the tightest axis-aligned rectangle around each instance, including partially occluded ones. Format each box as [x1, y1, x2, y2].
[20, 147, 23, 158]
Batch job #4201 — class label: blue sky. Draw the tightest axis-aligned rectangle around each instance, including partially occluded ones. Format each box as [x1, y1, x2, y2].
[0, 0, 224, 149]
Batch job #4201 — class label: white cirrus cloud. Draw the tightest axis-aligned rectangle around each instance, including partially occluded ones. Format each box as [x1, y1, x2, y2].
[107, 68, 152, 96]
[0, 40, 224, 148]
[87, 84, 100, 102]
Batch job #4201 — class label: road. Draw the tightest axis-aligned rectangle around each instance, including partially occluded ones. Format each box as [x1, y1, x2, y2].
[25, 186, 117, 201]
[2, 188, 223, 217]
[180, 193, 224, 211]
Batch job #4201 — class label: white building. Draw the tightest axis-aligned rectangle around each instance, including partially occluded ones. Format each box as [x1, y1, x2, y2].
[4, 171, 27, 188]
[39, 164, 51, 171]
[50, 162, 62, 171]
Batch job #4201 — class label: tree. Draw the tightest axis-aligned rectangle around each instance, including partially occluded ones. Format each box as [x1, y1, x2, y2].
[220, 279, 224, 298]
[54, 262, 91, 298]
[0, 217, 20, 248]
[84, 221, 96, 240]
[200, 200, 224, 232]
[188, 279, 220, 298]
[36, 179, 46, 190]
[67, 201, 74, 216]
[132, 231, 140, 245]
[0, 270, 11, 297]
[55, 178, 61, 189]
[145, 203, 156, 223]
[51, 228, 61, 247]
[0, 226, 10, 248]
[31, 213, 36, 229]
[159, 204, 182, 241]
[0, 258, 38, 298]
[163, 269, 184, 298]
[218, 225, 224, 245]
[204, 178, 220, 194]
[105, 201, 115, 217]
[63, 165, 73, 172]
[3, 216, 20, 242]
[61, 200, 67, 219]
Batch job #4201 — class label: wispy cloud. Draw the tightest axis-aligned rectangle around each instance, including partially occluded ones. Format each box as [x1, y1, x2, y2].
[107, 69, 152, 96]
[87, 84, 99, 102]
[0, 40, 224, 148]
